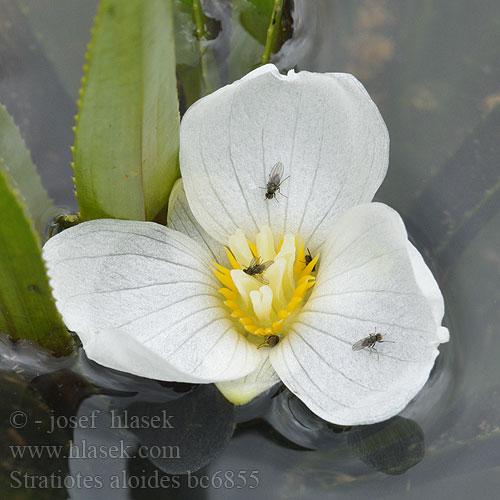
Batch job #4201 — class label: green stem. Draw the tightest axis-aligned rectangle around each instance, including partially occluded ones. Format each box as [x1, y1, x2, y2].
[261, 0, 284, 65]
[192, 0, 218, 96]
[192, 0, 206, 40]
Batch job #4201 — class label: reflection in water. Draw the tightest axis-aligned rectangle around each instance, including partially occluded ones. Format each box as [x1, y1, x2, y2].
[27, 355, 234, 474]
[1, 333, 425, 500]
[68, 396, 136, 500]
[265, 388, 351, 450]
[124, 386, 234, 474]
[0, 345, 235, 497]
[265, 388, 424, 475]
[348, 417, 425, 475]
[0, 371, 71, 499]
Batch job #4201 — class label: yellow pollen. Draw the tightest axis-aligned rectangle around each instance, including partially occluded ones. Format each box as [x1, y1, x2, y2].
[278, 309, 290, 319]
[212, 226, 319, 342]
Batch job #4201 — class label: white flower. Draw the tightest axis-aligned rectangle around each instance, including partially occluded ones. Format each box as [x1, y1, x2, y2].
[43, 65, 449, 425]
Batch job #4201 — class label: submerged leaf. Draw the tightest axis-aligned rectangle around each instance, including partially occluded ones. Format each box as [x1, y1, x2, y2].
[74, 0, 180, 221]
[173, 0, 221, 109]
[0, 104, 57, 240]
[409, 105, 500, 272]
[348, 417, 425, 475]
[175, 0, 293, 109]
[0, 167, 72, 355]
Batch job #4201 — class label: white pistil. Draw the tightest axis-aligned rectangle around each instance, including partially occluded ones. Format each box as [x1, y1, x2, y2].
[256, 225, 275, 261]
[277, 234, 296, 293]
[265, 258, 287, 309]
[228, 229, 253, 264]
[230, 269, 259, 309]
[250, 286, 274, 323]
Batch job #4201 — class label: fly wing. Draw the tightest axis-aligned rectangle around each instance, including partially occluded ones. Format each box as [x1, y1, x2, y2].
[352, 338, 368, 351]
[259, 260, 274, 273]
[252, 274, 269, 285]
[268, 162, 284, 184]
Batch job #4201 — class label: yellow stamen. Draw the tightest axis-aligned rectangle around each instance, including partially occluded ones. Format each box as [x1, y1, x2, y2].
[247, 239, 258, 257]
[293, 277, 315, 298]
[219, 288, 237, 300]
[213, 270, 237, 291]
[231, 309, 246, 318]
[224, 300, 239, 311]
[297, 274, 313, 286]
[224, 247, 241, 269]
[272, 319, 284, 333]
[276, 236, 284, 253]
[286, 296, 303, 313]
[300, 254, 320, 277]
[212, 225, 319, 346]
[213, 262, 230, 275]
[244, 324, 258, 334]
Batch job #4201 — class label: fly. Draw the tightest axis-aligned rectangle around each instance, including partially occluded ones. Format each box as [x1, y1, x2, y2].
[243, 256, 274, 284]
[257, 334, 281, 349]
[352, 329, 394, 360]
[302, 248, 317, 272]
[263, 162, 289, 201]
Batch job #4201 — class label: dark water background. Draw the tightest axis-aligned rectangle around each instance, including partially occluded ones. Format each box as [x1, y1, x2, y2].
[1, 0, 500, 498]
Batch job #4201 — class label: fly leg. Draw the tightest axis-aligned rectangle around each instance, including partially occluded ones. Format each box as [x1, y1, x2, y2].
[369, 346, 379, 361]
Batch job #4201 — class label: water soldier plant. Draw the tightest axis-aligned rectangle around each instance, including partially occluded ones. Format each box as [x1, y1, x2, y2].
[1, 0, 449, 427]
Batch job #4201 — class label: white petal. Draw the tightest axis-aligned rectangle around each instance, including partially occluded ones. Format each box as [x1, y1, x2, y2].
[43, 219, 263, 382]
[216, 356, 280, 405]
[167, 179, 228, 265]
[270, 203, 447, 425]
[80, 328, 202, 383]
[407, 242, 449, 343]
[180, 64, 388, 249]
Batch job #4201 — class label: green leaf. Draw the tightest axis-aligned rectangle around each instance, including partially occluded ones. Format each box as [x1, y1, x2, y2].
[228, 0, 266, 82]
[248, 0, 275, 18]
[0, 104, 57, 240]
[0, 166, 72, 355]
[74, 0, 180, 221]
[228, 0, 288, 83]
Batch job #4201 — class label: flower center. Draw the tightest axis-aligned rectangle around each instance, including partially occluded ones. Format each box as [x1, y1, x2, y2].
[212, 225, 319, 347]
